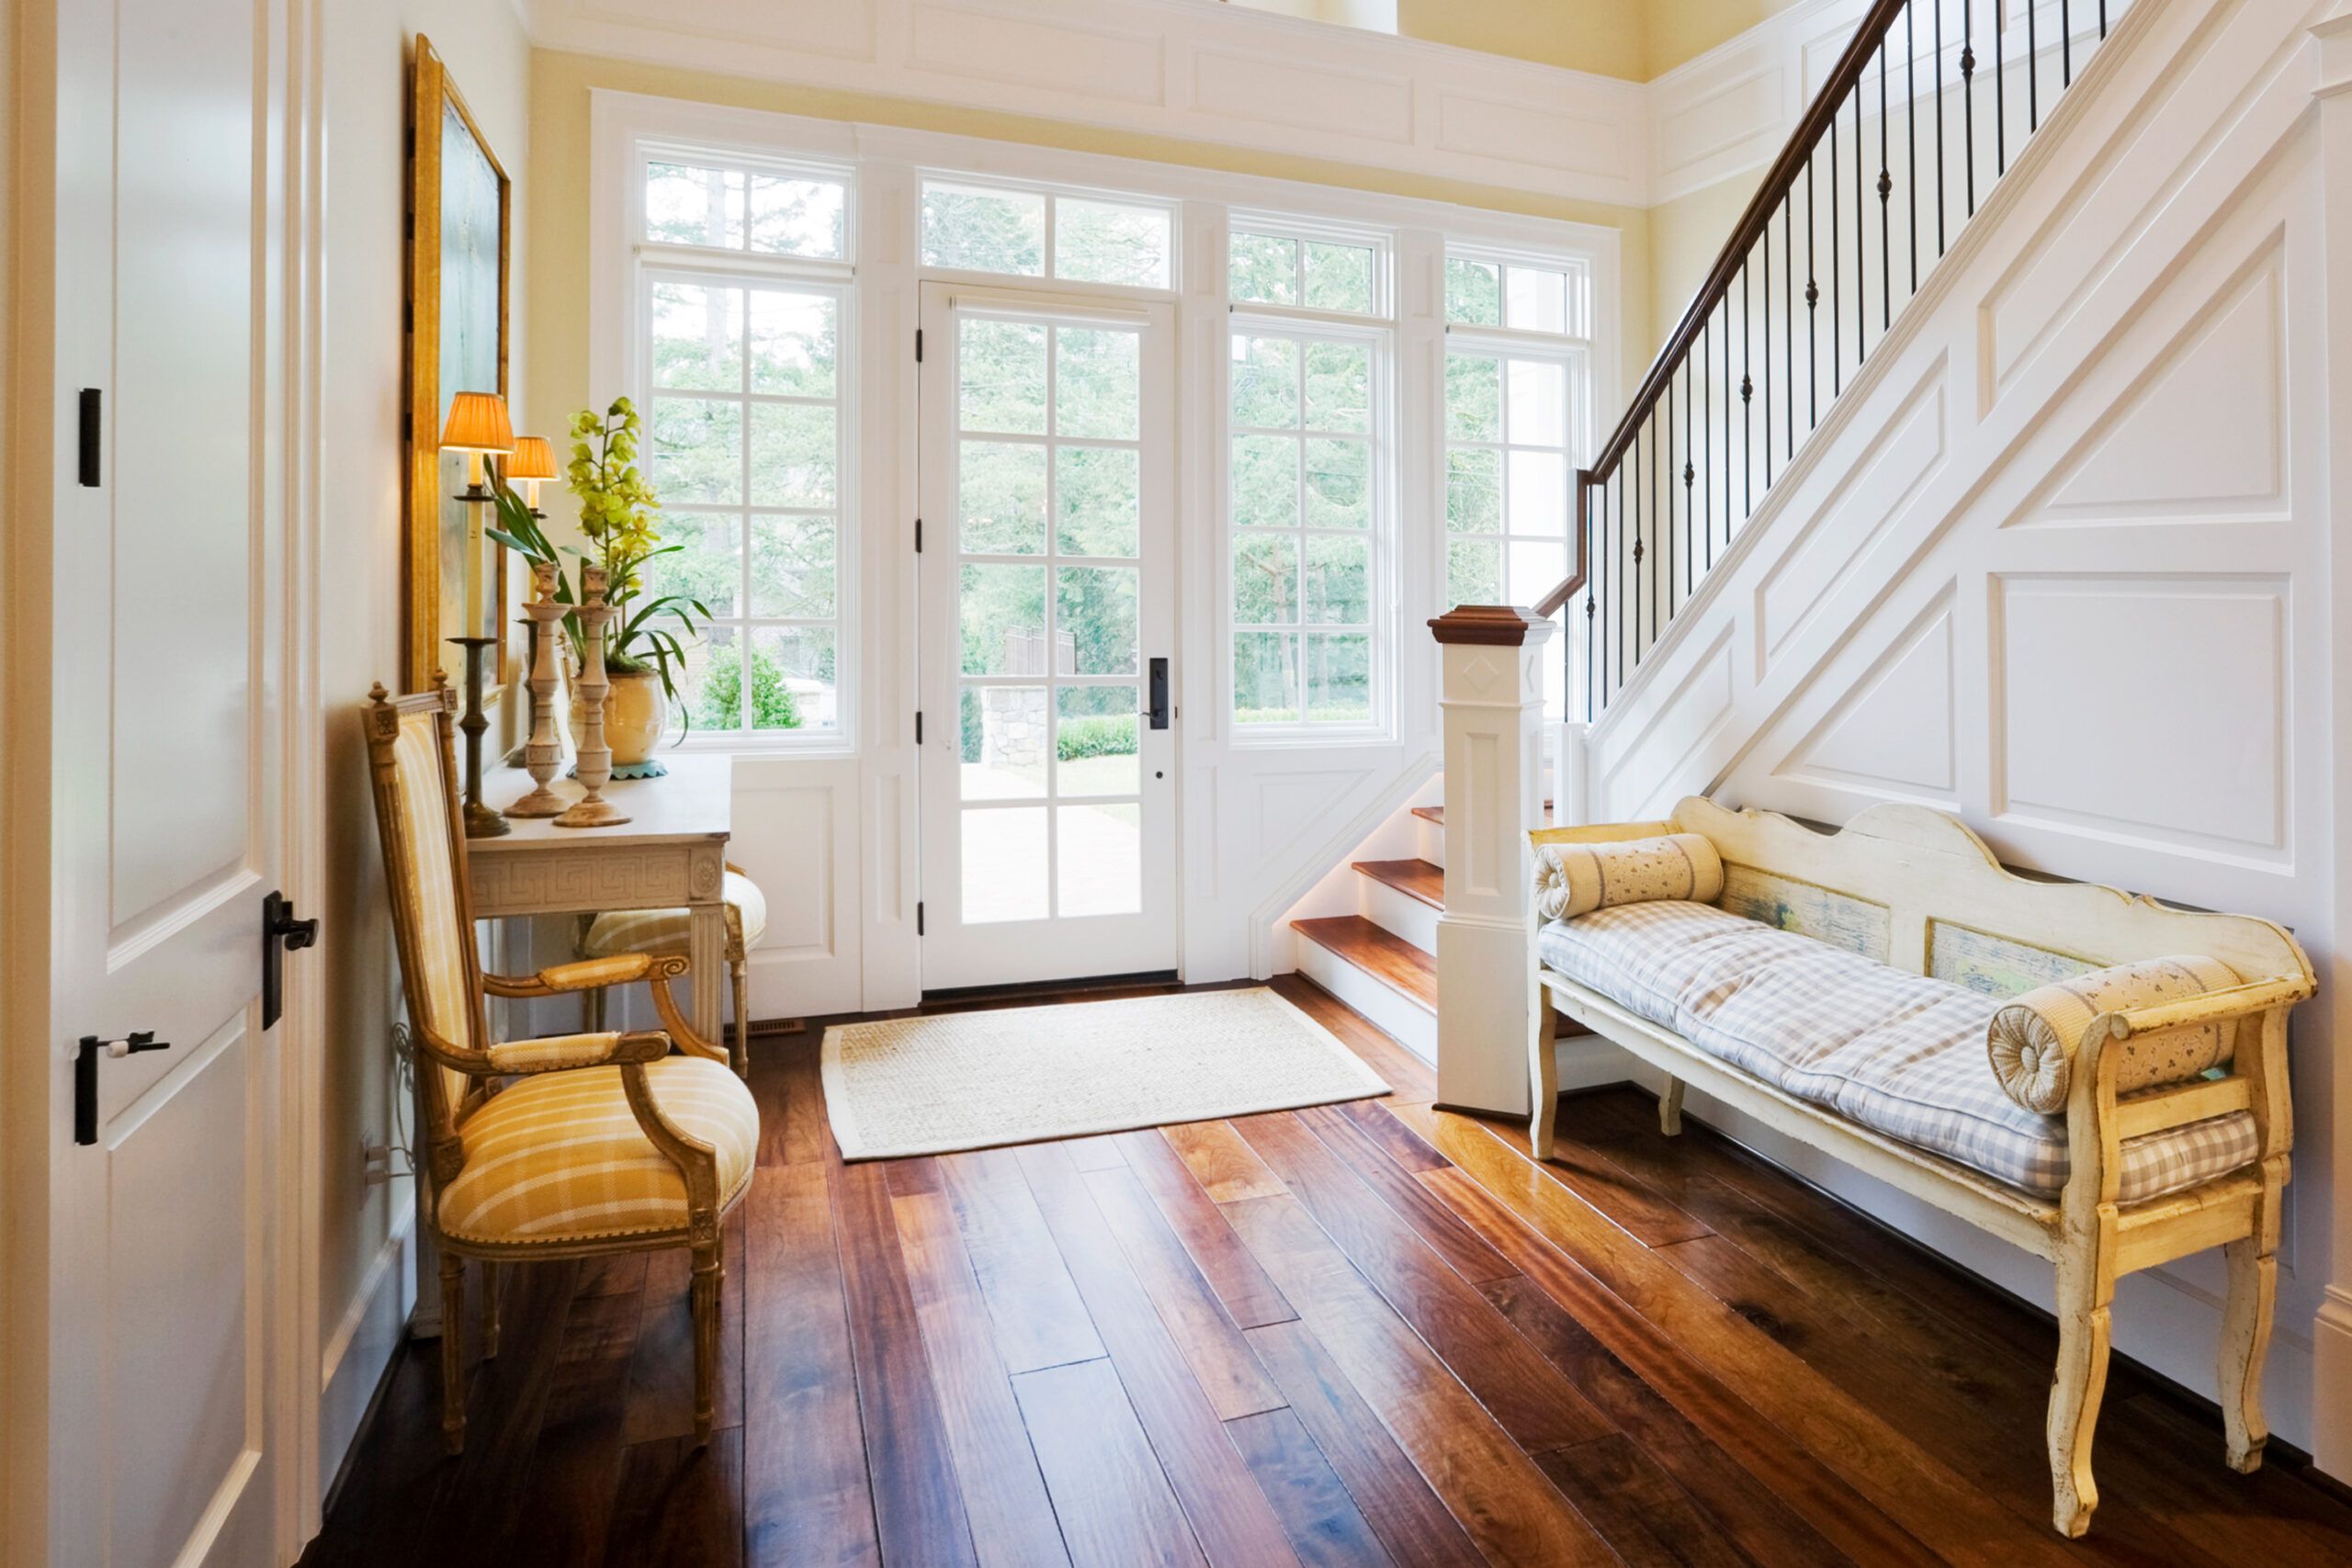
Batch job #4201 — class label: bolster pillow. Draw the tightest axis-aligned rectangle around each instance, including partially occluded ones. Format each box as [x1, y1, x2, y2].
[1985, 953, 2243, 1113]
[1532, 833, 1726, 923]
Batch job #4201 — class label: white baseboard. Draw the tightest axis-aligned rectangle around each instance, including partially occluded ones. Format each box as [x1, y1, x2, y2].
[316, 1206, 417, 1506]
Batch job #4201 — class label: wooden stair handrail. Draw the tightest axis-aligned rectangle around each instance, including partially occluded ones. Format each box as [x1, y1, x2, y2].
[1534, 0, 1916, 620]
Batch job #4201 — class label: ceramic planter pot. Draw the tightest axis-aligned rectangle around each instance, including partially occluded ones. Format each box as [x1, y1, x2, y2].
[571, 667, 668, 766]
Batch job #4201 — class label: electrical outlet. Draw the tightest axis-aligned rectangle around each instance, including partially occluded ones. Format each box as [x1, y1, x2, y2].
[361, 1138, 393, 1187]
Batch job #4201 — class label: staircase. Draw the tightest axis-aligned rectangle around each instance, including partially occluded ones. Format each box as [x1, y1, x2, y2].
[1289, 799, 1554, 1065]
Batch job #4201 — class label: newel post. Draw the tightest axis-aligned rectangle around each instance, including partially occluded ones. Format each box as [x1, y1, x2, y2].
[1430, 606, 1555, 1116]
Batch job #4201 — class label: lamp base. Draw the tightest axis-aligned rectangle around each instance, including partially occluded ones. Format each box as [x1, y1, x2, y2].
[554, 796, 631, 829]
[504, 784, 566, 818]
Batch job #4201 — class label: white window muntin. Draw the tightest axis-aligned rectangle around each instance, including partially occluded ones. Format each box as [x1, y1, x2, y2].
[1227, 212, 1394, 322]
[1443, 242, 1593, 344]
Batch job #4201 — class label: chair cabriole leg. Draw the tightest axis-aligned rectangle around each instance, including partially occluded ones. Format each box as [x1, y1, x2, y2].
[2221, 1155, 2284, 1472]
[479, 1259, 499, 1359]
[1659, 1077, 1686, 1135]
[731, 957, 751, 1077]
[1529, 997, 1559, 1159]
[2047, 1214, 2116, 1536]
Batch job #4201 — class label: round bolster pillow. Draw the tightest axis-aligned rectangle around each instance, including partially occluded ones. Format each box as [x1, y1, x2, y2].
[1532, 833, 1726, 923]
[1985, 953, 2242, 1113]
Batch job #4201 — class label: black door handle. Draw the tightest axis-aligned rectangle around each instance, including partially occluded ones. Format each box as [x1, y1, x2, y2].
[1148, 657, 1170, 731]
[75, 1032, 170, 1145]
[263, 890, 320, 1030]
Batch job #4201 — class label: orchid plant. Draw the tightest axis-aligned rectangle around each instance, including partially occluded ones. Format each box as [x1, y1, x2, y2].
[490, 397, 712, 732]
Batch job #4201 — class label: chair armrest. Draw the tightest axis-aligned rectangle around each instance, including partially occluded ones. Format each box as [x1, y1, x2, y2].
[483, 953, 655, 998]
[483, 1029, 670, 1075]
[2100, 976, 2313, 1041]
[641, 954, 729, 1066]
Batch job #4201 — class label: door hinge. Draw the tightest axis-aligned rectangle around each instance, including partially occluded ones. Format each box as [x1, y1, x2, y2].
[915, 709, 923, 745]
[917, 901, 925, 936]
[915, 516, 922, 552]
[77, 389, 102, 487]
[915, 327, 924, 363]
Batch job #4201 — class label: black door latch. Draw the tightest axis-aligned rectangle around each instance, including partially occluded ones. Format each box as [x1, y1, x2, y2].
[263, 890, 320, 1030]
[74, 1032, 170, 1145]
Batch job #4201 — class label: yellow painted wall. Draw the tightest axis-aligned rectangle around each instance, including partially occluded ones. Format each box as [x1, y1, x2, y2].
[1394, 0, 1809, 81]
[317, 0, 532, 1404]
[525, 50, 1655, 440]
[1644, 167, 1765, 364]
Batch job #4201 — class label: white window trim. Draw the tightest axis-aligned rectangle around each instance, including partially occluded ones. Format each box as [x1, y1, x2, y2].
[589, 90, 1624, 762]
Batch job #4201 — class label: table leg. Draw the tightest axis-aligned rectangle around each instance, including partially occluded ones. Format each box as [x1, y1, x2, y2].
[689, 901, 726, 1047]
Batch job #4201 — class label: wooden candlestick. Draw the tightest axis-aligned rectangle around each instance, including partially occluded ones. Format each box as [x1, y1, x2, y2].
[555, 566, 629, 829]
[505, 559, 567, 818]
[448, 635, 508, 838]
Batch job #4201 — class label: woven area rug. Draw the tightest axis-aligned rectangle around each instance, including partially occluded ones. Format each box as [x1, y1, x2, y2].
[820, 987, 1391, 1160]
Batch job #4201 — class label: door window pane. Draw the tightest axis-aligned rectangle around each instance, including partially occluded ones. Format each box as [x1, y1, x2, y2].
[960, 441, 1047, 555]
[959, 319, 1048, 434]
[960, 563, 1050, 674]
[961, 686, 1048, 799]
[1056, 446, 1139, 558]
[1056, 566, 1138, 675]
[1056, 327, 1140, 441]
[1057, 803, 1141, 915]
[961, 807, 1049, 922]
[1055, 685, 1139, 797]
[1231, 533, 1298, 625]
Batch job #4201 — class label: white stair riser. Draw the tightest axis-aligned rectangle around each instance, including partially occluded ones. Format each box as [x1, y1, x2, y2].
[1293, 940, 1436, 1066]
[1356, 873, 1441, 953]
[1416, 816, 1445, 869]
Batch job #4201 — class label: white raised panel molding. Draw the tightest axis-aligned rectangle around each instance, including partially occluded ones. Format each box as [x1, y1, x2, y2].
[1432, 610, 1552, 1116]
[529, 0, 1651, 203]
[1572, 0, 2347, 1462]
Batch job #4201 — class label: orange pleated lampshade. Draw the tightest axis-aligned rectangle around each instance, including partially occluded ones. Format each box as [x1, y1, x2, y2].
[505, 434, 558, 481]
[440, 389, 514, 453]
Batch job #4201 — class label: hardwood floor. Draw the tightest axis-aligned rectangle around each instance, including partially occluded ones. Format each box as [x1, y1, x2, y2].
[300, 976, 2352, 1568]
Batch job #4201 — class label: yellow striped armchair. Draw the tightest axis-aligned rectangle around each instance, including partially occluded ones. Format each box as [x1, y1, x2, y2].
[361, 680, 757, 1453]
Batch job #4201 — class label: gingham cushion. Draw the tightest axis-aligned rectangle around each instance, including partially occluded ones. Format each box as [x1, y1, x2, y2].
[439, 1055, 758, 1243]
[582, 870, 767, 961]
[1539, 901, 2258, 1201]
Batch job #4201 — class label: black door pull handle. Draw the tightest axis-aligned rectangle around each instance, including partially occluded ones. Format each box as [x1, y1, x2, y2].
[262, 890, 320, 1030]
[74, 1032, 171, 1145]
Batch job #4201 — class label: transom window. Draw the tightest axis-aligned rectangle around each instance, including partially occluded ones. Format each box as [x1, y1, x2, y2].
[1229, 324, 1382, 730]
[1445, 254, 1588, 336]
[634, 149, 856, 740]
[920, 179, 1174, 289]
[1229, 227, 1381, 316]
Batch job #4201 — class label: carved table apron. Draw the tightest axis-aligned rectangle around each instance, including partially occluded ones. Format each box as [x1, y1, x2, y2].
[466, 751, 734, 1042]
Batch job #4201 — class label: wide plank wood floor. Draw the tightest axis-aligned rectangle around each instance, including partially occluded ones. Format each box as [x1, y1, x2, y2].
[300, 975, 2352, 1567]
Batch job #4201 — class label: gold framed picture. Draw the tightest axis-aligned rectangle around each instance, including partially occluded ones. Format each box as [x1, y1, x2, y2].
[404, 35, 513, 694]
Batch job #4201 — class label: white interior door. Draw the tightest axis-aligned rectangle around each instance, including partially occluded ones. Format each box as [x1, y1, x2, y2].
[917, 284, 1179, 989]
[45, 0, 288, 1561]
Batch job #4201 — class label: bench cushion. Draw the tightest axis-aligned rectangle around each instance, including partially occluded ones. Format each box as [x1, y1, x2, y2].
[1538, 900, 2258, 1202]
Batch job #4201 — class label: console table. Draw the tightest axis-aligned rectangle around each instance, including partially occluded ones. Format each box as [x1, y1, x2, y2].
[465, 751, 734, 1042]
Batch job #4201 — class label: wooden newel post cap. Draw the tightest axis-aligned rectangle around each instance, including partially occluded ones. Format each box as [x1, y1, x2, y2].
[1428, 605, 1554, 647]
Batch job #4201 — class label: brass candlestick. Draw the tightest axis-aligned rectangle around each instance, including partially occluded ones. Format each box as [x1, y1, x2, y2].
[505, 559, 567, 818]
[448, 635, 509, 838]
[555, 566, 629, 829]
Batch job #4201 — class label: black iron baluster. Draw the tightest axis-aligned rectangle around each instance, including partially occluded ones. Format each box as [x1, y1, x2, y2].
[1879, 45, 1893, 333]
[1937, 0, 1948, 252]
[1828, 123, 1840, 399]
[1698, 321, 1709, 585]
[1763, 220, 1776, 488]
[1962, 1, 1977, 215]
[1855, 83, 1867, 368]
[1807, 157, 1820, 425]
[2028, 0, 2039, 130]
[2099, 0, 2108, 39]
[2063, 0, 2073, 86]
[1907, 5, 1918, 292]
[1741, 258, 1753, 521]
[1723, 292, 1734, 546]
[1680, 361, 1694, 604]
[1615, 460, 1626, 696]
[1996, 0, 2007, 175]
[1784, 200, 1795, 460]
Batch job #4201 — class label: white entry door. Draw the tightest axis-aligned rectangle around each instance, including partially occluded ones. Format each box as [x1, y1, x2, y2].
[42, 0, 289, 1561]
[917, 284, 1179, 989]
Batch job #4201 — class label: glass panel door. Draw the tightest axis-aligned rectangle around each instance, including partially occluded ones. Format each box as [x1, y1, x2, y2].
[918, 284, 1177, 988]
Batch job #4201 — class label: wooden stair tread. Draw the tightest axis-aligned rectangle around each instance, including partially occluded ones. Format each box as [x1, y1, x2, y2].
[1352, 859, 1444, 909]
[1291, 917, 1436, 1011]
[1411, 802, 1555, 828]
